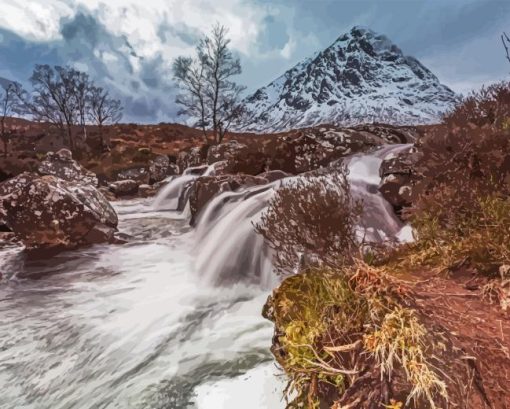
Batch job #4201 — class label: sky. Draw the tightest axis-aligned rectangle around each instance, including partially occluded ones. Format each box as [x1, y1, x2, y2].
[0, 0, 509, 123]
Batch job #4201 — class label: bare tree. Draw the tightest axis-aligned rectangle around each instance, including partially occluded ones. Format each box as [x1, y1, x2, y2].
[502, 32, 510, 66]
[28, 65, 85, 150]
[74, 71, 91, 142]
[0, 81, 24, 157]
[173, 23, 246, 145]
[88, 86, 123, 151]
[200, 24, 246, 143]
[173, 56, 209, 143]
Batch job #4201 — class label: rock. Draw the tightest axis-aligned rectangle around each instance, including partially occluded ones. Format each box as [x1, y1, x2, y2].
[292, 126, 385, 173]
[0, 231, 19, 249]
[378, 147, 418, 211]
[109, 179, 139, 196]
[38, 148, 99, 186]
[0, 172, 118, 249]
[116, 166, 150, 184]
[224, 150, 269, 175]
[149, 155, 172, 184]
[98, 186, 117, 201]
[138, 184, 157, 197]
[189, 174, 269, 224]
[206, 140, 249, 165]
[258, 170, 291, 182]
[168, 162, 179, 176]
[177, 144, 209, 173]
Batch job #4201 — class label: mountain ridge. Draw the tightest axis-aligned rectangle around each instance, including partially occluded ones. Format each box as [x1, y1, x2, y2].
[239, 26, 458, 132]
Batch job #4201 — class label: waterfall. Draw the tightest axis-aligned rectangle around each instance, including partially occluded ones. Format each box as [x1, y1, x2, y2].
[152, 164, 218, 211]
[152, 144, 414, 286]
[193, 183, 280, 288]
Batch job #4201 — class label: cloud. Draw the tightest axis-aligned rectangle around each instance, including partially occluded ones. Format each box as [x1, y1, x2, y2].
[1, 0, 509, 122]
[0, 0, 273, 122]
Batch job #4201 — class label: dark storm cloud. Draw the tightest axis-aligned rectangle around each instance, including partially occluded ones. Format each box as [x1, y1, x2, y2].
[0, 11, 178, 123]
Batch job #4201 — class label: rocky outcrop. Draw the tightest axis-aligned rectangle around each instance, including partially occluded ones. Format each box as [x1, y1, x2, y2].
[189, 174, 269, 224]
[109, 179, 139, 197]
[206, 140, 249, 165]
[379, 147, 418, 211]
[256, 125, 406, 175]
[177, 144, 209, 173]
[38, 148, 98, 186]
[0, 172, 118, 249]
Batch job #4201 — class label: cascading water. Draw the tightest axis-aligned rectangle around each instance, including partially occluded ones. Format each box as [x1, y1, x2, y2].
[0, 143, 414, 409]
[191, 143, 414, 287]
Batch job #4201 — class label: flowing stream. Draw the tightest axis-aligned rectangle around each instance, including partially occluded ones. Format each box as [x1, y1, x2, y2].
[0, 144, 412, 409]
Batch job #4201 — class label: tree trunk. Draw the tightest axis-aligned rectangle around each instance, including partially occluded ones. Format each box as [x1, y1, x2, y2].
[0, 118, 6, 157]
[2, 136, 7, 158]
[67, 125, 74, 151]
[98, 123, 110, 152]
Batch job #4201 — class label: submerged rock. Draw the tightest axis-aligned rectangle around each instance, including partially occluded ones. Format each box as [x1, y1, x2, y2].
[38, 148, 99, 186]
[0, 172, 118, 249]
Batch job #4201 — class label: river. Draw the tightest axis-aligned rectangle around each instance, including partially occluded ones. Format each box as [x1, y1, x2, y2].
[0, 144, 411, 409]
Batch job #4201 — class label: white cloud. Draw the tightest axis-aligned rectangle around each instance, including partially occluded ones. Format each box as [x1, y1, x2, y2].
[0, 0, 74, 42]
[0, 0, 268, 55]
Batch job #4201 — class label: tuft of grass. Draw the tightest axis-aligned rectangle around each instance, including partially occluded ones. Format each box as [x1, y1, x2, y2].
[266, 264, 448, 408]
[364, 307, 448, 409]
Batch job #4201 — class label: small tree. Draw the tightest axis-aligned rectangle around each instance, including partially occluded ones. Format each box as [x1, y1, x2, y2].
[88, 86, 123, 151]
[0, 81, 24, 157]
[173, 23, 246, 144]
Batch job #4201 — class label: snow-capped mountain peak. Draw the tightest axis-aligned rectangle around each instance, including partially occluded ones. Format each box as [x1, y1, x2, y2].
[241, 26, 457, 132]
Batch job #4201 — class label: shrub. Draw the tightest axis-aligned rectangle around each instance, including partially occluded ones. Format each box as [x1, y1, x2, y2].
[404, 122, 510, 274]
[255, 166, 362, 275]
[444, 81, 510, 129]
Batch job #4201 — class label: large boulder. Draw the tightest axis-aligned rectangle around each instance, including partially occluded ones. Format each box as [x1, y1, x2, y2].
[378, 147, 419, 211]
[206, 140, 249, 165]
[189, 174, 269, 224]
[149, 154, 172, 184]
[38, 148, 98, 186]
[0, 172, 118, 249]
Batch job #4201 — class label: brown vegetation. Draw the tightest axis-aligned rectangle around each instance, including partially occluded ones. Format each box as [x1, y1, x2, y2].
[255, 167, 362, 275]
[260, 82, 510, 408]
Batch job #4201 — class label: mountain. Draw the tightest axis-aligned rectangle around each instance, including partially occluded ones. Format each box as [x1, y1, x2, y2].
[241, 26, 458, 132]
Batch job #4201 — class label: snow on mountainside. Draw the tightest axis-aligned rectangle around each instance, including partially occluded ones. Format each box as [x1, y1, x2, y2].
[240, 26, 458, 132]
